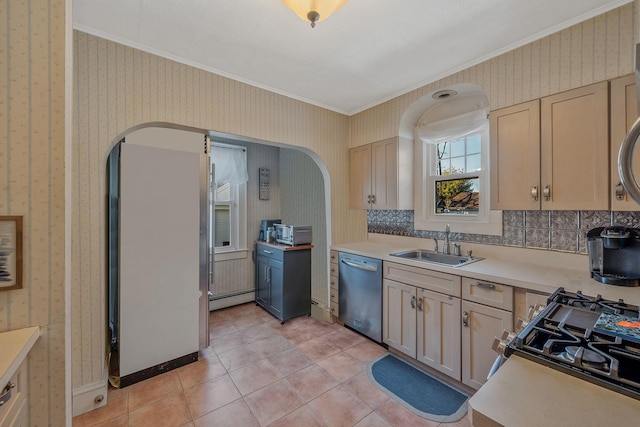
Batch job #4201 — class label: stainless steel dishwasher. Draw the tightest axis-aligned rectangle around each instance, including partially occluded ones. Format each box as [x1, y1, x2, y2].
[338, 252, 383, 343]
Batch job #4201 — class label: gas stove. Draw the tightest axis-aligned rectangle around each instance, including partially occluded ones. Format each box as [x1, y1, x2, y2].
[503, 288, 640, 400]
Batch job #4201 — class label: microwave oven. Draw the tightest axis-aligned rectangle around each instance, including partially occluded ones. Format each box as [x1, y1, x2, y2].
[275, 225, 312, 246]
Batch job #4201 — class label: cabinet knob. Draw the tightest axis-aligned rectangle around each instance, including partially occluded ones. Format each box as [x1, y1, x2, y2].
[462, 311, 469, 327]
[530, 185, 538, 202]
[417, 298, 423, 311]
[615, 182, 625, 200]
[543, 185, 551, 201]
[410, 295, 416, 309]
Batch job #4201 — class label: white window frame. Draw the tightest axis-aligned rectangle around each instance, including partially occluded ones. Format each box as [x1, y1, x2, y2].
[414, 123, 502, 235]
[211, 143, 248, 261]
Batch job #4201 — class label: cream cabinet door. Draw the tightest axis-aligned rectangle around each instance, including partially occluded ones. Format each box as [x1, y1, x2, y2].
[382, 279, 416, 358]
[416, 288, 461, 380]
[610, 74, 640, 211]
[461, 300, 512, 390]
[349, 144, 372, 209]
[371, 138, 399, 210]
[540, 81, 609, 210]
[490, 100, 541, 210]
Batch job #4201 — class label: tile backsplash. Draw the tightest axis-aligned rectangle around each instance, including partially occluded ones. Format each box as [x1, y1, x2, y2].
[367, 210, 640, 254]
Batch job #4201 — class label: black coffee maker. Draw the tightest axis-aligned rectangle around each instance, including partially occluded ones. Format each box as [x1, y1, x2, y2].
[586, 226, 640, 286]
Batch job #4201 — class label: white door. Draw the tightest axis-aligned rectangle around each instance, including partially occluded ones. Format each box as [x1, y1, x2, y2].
[119, 142, 207, 377]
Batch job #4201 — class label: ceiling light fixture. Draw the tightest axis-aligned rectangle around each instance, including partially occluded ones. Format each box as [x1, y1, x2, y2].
[282, 0, 348, 28]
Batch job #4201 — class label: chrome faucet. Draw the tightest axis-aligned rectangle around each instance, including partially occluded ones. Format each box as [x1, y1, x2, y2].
[443, 224, 451, 255]
[433, 238, 439, 253]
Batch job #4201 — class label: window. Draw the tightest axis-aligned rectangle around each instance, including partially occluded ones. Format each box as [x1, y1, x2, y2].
[210, 143, 248, 258]
[413, 88, 502, 235]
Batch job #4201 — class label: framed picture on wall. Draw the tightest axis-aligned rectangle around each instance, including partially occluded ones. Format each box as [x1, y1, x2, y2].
[0, 216, 23, 291]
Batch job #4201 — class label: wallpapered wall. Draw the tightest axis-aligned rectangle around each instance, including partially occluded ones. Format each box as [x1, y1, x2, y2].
[72, 31, 357, 393]
[0, 0, 66, 425]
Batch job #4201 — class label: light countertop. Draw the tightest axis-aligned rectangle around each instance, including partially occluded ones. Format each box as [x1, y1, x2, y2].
[0, 326, 40, 387]
[468, 355, 640, 427]
[331, 238, 640, 304]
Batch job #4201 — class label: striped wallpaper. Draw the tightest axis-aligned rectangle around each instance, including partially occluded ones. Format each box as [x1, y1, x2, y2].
[350, 3, 637, 147]
[0, 0, 67, 425]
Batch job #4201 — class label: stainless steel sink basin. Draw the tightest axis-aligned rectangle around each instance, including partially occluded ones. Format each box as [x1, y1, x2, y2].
[389, 249, 483, 267]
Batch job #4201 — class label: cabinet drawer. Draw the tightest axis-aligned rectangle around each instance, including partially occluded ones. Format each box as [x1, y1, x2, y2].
[255, 245, 284, 262]
[383, 261, 461, 297]
[330, 275, 338, 291]
[330, 250, 339, 263]
[330, 303, 339, 317]
[330, 262, 338, 278]
[0, 361, 26, 426]
[462, 277, 513, 311]
[330, 289, 339, 306]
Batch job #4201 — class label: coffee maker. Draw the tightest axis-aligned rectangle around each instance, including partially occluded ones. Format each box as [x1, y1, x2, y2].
[258, 219, 281, 242]
[586, 226, 640, 286]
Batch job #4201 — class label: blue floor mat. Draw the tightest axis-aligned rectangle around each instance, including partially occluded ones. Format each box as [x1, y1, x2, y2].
[368, 354, 469, 422]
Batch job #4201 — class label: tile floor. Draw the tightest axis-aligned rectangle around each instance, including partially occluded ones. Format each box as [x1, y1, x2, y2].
[72, 303, 473, 427]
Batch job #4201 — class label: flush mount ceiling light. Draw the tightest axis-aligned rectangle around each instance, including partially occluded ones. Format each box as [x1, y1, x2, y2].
[282, 0, 348, 28]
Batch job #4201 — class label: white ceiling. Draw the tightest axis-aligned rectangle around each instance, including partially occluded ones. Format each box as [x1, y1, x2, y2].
[73, 0, 631, 115]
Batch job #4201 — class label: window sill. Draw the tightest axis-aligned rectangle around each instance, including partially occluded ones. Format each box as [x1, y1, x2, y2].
[214, 248, 249, 262]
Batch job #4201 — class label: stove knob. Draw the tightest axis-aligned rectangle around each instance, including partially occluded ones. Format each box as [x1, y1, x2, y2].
[491, 330, 516, 355]
[516, 318, 529, 331]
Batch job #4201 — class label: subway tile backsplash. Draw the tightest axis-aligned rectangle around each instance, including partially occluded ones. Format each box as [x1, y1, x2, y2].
[367, 210, 640, 254]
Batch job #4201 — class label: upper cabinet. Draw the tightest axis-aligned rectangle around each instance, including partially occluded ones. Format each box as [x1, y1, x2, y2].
[490, 82, 609, 210]
[610, 74, 640, 211]
[490, 100, 541, 211]
[349, 137, 413, 210]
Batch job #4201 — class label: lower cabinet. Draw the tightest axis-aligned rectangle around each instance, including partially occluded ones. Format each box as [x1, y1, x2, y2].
[382, 261, 514, 390]
[0, 359, 27, 427]
[255, 243, 311, 324]
[382, 279, 462, 380]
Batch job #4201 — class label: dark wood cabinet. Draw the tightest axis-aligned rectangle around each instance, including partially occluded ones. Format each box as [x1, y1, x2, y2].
[255, 243, 311, 323]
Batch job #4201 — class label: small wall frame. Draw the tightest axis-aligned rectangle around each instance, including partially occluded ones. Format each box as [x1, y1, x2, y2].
[0, 216, 23, 291]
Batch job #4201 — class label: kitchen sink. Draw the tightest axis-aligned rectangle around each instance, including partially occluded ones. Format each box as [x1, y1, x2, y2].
[389, 249, 483, 267]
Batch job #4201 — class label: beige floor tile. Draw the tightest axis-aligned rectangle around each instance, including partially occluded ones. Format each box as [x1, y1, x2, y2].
[211, 331, 248, 354]
[267, 405, 325, 427]
[280, 326, 318, 346]
[251, 334, 295, 357]
[229, 358, 282, 396]
[193, 399, 260, 427]
[184, 374, 242, 419]
[324, 327, 367, 351]
[344, 340, 388, 363]
[298, 318, 339, 336]
[177, 358, 227, 389]
[217, 344, 263, 371]
[317, 352, 366, 383]
[267, 347, 314, 376]
[128, 393, 192, 427]
[375, 398, 440, 427]
[232, 314, 266, 330]
[285, 364, 339, 402]
[343, 372, 391, 409]
[307, 385, 372, 427]
[72, 387, 128, 427]
[240, 322, 281, 343]
[354, 411, 393, 427]
[297, 335, 341, 362]
[244, 379, 304, 427]
[209, 320, 239, 338]
[128, 371, 183, 411]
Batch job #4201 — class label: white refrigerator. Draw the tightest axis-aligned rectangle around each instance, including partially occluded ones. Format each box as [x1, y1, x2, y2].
[107, 131, 210, 387]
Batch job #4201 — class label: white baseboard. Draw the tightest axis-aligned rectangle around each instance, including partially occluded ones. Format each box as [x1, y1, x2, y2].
[209, 291, 255, 311]
[72, 380, 108, 417]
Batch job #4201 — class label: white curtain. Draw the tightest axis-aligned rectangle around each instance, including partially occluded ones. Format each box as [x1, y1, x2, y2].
[416, 109, 488, 145]
[210, 145, 248, 184]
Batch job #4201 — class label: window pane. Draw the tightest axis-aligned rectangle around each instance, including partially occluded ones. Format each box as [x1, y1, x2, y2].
[216, 182, 232, 202]
[214, 205, 231, 247]
[467, 135, 481, 154]
[434, 177, 480, 215]
[437, 142, 450, 159]
[450, 139, 465, 157]
[437, 157, 451, 175]
[450, 157, 465, 174]
[467, 153, 481, 172]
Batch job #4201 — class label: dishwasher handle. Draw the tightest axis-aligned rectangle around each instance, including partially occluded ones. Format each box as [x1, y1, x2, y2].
[340, 258, 378, 272]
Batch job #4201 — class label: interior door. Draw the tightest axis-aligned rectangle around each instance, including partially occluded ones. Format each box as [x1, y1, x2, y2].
[119, 142, 208, 377]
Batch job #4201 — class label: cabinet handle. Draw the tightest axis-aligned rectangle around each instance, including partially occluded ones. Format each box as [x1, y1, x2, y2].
[543, 185, 551, 201]
[0, 382, 16, 407]
[615, 182, 625, 200]
[476, 281, 495, 290]
[530, 185, 538, 202]
[462, 311, 469, 327]
[417, 298, 423, 311]
[366, 195, 372, 204]
[371, 194, 376, 204]
[262, 249, 273, 254]
[264, 265, 269, 282]
[410, 296, 416, 309]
